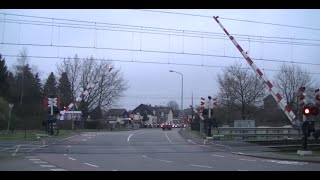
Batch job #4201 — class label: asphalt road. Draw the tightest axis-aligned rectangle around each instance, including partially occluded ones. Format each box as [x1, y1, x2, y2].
[1, 128, 320, 171]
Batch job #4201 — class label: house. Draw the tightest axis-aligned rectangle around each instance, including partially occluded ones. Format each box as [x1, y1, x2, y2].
[131, 104, 173, 125]
[154, 106, 173, 124]
[105, 109, 129, 124]
[263, 94, 280, 110]
[255, 94, 291, 127]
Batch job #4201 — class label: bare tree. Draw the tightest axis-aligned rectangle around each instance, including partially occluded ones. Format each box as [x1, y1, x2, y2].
[57, 54, 82, 100]
[217, 62, 266, 120]
[57, 55, 128, 117]
[167, 100, 179, 110]
[274, 63, 314, 115]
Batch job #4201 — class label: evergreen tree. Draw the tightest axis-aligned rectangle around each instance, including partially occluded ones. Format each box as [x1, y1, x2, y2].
[43, 72, 58, 97]
[57, 72, 73, 108]
[0, 54, 9, 99]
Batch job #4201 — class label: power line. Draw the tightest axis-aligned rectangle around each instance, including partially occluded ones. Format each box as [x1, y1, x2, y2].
[2, 12, 320, 42]
[2, 54, 320, 74]
[2, 42, 320, 66]
[132, 9, 320, 31]
[2, 18, 320, 47]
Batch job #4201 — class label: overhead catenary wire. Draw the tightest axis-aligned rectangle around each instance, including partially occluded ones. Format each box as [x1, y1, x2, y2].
[2, 54, 320, 74]
[2, 42, 320, 66]
[131, 9, 320, 31]
[2, 12, 320, 42]
[2, 18, 317, 47]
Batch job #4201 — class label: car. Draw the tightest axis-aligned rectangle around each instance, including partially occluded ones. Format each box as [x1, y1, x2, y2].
[161, 123, 172, 130]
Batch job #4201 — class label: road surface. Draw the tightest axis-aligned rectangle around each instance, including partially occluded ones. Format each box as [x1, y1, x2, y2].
[0, 128, 319, 171]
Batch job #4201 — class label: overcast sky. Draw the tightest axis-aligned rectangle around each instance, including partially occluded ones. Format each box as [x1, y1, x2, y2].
[1, 9, 320, 110]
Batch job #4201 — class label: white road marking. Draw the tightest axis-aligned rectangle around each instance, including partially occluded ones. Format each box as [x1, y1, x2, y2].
[0, 147, 12, 152]
[40, 165, 56, 168]
[237, 170, 249, 171]
[66, 145, 71, 148]
[88, 137, 92, 139]
[64, 154, 67, 156]
[61, 135, 78, 141]
[82, 139, 87, 141]
[165, 132, 169, 138]
[112, 170, 118, 171]
[29, 159, 41, 161]
[33, 161, 48, 164]
[263, 160, 308, 165]
[127, 134, 133, 142]
[211, 154, 225, 158]
[26, 145, 47, 152]
[232, 152, 244, 155]
[239, 158, 256, 162]
[84, 163, 99, 168]
[141, 155, 173, 163]
[187, 139, 197, 144]
[11, 145, 21, 156]
[190, 164, 212, 169]
[50, 168, 67, 171]
[0, 144, 24, 152]
[68, 157, 76, 161]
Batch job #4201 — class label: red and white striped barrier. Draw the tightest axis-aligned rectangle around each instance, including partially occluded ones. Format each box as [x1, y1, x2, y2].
[213, 16, 299, 125]
[190, 105, 204, 120]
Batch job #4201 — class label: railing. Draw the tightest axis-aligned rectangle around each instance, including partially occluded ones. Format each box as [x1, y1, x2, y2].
[215, 127, 302, 141]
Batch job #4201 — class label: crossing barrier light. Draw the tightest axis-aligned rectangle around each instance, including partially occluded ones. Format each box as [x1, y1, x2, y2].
[311, 107, 319, 116]
[303, 106, 311, 116]
[303, 106, 319, 116]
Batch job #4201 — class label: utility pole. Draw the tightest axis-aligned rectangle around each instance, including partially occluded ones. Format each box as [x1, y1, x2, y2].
[7, 104, 14, 133]
[191, 92, 193, 129]
[207, 96, 212, 137]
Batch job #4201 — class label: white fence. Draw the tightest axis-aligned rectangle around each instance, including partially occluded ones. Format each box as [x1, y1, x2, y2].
[216, 127, 302, 140]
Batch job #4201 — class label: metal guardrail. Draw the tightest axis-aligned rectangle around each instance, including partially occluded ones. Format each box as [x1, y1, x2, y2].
[216, 127, 302, 140]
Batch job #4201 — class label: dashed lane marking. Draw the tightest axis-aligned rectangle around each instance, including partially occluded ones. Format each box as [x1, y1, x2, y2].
[33, 161, 48, 164]
[50, 168, 67, 171]
[29, 159, 41, 161]
[68, 157, 76, 161]
[84, 163, 99, 168]
[190, 164, 212, 169]
[40, 165, 56, 168]
[127, 134, 133, 142]
[11, 145, 21, 156]
[263, 159, 308, 165]
[187, 139, 197, 144]
[211, 154, 225, 158]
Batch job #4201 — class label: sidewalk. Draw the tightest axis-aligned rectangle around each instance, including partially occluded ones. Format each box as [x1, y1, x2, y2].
[179, 128, 320, 163]
[238, 151, 320, 163]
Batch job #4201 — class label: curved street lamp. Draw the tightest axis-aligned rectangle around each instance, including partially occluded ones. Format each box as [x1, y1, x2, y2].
[169, 70, 184, 128]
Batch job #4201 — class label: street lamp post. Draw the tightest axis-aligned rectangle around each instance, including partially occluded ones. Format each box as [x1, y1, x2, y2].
[7, 104, 14, 133]
[169, 70, 183, 130]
